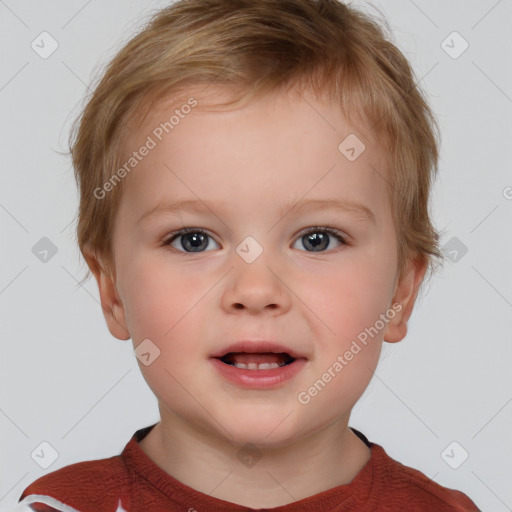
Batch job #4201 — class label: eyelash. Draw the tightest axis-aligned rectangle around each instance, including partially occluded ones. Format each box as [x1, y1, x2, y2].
[162, 226, 348, 252]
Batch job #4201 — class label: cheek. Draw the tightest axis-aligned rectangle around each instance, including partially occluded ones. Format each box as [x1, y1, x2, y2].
[118, 255, 202, 342]
[293, 261, 390, 415]
[119, 257, 210, 397]
[295, 252, 395, 354]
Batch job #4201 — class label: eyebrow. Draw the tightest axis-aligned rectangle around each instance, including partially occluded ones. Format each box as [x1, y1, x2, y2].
[137, 198, 376, 225]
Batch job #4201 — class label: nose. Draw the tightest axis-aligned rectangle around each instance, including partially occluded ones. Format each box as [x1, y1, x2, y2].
[221, 255, 292, 315]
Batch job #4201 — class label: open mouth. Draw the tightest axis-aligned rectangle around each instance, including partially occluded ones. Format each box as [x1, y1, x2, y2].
[217, 352, 296, 370]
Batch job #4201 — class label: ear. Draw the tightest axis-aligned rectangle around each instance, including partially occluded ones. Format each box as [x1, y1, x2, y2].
[383, 254, 428, 344]
[83, 248, 130, 341]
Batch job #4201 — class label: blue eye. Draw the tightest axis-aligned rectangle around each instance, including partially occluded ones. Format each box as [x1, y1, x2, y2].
[293, 226, 347, 252]
[163, 226, 347, 253]
[165, 227, 220, 253]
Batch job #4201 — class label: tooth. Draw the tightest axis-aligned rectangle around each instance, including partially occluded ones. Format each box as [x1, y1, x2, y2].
[232, 362, 286, 370]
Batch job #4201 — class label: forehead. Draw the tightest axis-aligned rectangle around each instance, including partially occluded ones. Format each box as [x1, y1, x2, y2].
[118, 85, 389, 221]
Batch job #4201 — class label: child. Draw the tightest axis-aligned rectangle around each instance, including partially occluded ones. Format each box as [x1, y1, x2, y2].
[17, 0, 480, 510]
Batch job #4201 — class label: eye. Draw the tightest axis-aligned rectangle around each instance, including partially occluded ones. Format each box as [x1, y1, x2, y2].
[292, 226, 347, 252]
[163, 226, 348, 253]
[164, 227, 219, 253]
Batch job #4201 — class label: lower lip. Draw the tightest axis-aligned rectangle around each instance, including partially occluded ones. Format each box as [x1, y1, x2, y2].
[210, 357, 307, 389]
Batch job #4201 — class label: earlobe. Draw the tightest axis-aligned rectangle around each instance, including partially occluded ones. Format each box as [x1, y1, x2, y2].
[383, 255, 428, 344]
[83, 249, 131, 341]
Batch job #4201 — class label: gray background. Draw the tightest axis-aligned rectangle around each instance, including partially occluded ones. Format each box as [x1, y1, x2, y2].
[1, 1, 511, 510]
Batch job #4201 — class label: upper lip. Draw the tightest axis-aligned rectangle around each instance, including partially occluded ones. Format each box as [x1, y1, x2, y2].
[210, 340, 306, 360]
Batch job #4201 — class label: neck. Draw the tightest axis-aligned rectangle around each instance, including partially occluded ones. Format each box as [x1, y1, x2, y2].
[138, 411, 371, 508]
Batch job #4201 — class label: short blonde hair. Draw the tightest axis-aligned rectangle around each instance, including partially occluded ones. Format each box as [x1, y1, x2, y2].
[70, 0, 444, 284]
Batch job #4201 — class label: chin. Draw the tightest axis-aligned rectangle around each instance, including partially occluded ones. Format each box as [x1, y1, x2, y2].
[215, 410, 304, 449]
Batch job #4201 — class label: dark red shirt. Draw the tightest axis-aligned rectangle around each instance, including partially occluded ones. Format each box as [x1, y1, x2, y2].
[18, 424, 480, 511]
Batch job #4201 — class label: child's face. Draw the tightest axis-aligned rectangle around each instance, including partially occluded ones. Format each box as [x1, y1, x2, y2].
[95, 86, 424, 446]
